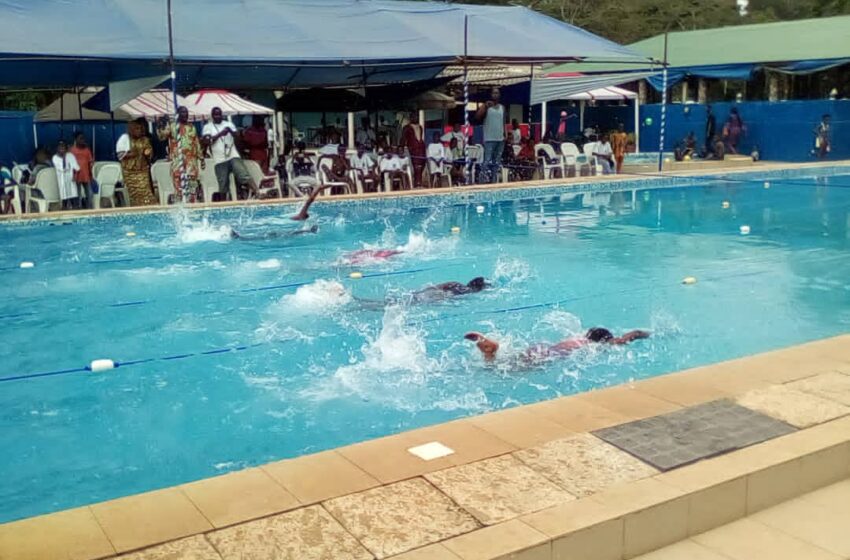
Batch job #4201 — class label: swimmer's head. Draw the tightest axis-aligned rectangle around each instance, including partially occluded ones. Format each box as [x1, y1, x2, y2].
[466, 277, 488, 292]
[586, 327, 614, 343]
[464, 332, 499, 361]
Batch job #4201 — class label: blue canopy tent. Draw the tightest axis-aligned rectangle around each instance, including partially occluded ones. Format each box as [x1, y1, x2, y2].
[0, 0, 649, 90]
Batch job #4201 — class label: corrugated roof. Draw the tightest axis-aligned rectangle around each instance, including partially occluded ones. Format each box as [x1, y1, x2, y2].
[548, 14, 850, 74]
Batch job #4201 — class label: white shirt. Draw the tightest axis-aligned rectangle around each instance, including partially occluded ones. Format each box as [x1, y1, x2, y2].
[594, 141, 613, 158]
[511, 128, 521, 145]
[379, 156, 403, 172]
[202, 120, 239, 164]
[350, 153, 375, 172]
[52, 153, 79, 200]
[427, 143, 446, 161]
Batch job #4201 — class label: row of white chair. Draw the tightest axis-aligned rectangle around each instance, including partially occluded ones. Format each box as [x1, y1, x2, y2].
[151, 158, 280, 205]
[534, 142, 602, 180]
[24, 163, 127, 213]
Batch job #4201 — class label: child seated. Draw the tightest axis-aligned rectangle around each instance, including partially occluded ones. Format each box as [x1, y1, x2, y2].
[426, 132, 449, 188]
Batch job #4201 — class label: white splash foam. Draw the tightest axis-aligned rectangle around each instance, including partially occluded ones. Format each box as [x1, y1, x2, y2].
[257, 258, 282, 270]
[537, 310, 583, 337]
[277, 279, 352, 314]
[171, 210, 232, 244]
[494, 256, 531, 285]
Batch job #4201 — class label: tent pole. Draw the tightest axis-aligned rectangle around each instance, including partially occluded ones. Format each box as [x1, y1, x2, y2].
[92, 124, 96, 158]
[527, 64, 534, 124]
[32, 122, 38, 150]
[463, 14, 470, 184]
[167, 0, 179, 113]
[110, 112, 116, 160]
[579, 100, 585, 132]
[60, 92, 65, 139]
[347, 112, 355, 150]
[76, 89, 83, 135]
[657, 31, 669, 172]
[634, 94, 640, 154]
[541, 101, 547, 140]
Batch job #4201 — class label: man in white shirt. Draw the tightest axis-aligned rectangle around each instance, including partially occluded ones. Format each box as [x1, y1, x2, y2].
[202, 107, 257, 200]
[592, 133, 615, 175]
[426, 132, 449, 187]
[350, 143, 379, 192]
[379, 147, 410, 190]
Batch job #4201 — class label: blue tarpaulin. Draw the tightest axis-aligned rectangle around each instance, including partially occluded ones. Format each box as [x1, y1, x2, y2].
[0, 0, 648, 89]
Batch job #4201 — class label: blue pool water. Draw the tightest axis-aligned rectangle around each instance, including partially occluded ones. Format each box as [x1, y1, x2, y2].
[2, 168, 850, 522]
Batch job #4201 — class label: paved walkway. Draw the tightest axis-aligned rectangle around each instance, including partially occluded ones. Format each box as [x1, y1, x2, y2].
[636, 478, 850, 560]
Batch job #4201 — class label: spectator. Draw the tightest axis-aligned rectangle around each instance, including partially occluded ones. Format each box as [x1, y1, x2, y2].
[448, 137, 465, 186]
[70, 132, 94, 208]
[202, 107, 258, 200]
[379, 146, 410, 190]
[556, 111, 570, 142]
[157, 106, 204, 202]
[705, 105, 716, 155]
[27, 148, 52, 186]
[513, 137, 536, 181]
[320, 144, 353, 194]
[350, 143, 379, 192]
[510, 119, 522, 145]
[611, 123, 628, 174]
[592, 133, 614, 175]
[401, 112, 426, 188]
[684, 131, 697, 157]
[53, 141, 80, 210]
[426, 132, 448, 188]
[814, 114, 831, 159]
[723, 108, 745, 154]
[117, 118, 158, 206]
[356, 117, 376, 149]
[475, 87, 506, 183]
[289, 141, 319, 196]
[242, 115, 270, 173]
[709, 135, 725, 160]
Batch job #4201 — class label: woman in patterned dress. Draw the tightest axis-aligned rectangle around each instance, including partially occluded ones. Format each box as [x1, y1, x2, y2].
[117, 119, 158, 206]
[157, 106, 204, 202]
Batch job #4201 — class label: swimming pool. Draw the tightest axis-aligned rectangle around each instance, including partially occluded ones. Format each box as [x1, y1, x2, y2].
[2, 166, 850, 522]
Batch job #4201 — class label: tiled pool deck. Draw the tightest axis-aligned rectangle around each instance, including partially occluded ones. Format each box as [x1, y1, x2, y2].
[2, 334, 850, 560]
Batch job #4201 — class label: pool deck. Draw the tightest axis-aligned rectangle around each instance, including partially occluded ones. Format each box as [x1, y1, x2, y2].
[3, 157, 847, 222]
[2, 334, 850, 559]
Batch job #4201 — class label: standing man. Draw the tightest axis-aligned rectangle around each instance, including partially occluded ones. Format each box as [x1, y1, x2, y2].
[704, 105, 716, 156]
[476, 87, 506, 184]
[157, 106, 204, 203]
[356, 117, 376, 150]
[202, 107, 257, 200]
[611, 123, 628, 174]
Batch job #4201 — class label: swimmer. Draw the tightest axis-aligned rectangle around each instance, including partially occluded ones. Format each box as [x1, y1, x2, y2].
[464, 327, 650, 365]
[230, 183, 329, 239]
[412, 277, 489, 303]
[230, 224, 318, 240]
[343, 248, 404, 265]
[356, 277, 490, 310]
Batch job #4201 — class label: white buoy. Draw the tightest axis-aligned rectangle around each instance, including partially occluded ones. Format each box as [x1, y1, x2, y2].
[740, 225, 751, 235]
[764, 181, 771, 189]
[451, 226, 461, 234]
[476, 205, 485, 214]
[19, 261, 35, 269]
[349, 271, 363, 279]
[722, 201, 730, 209]
[126, 232, 137, 237]
[682, 276, 697, 285]
[89, 359, 116, 373]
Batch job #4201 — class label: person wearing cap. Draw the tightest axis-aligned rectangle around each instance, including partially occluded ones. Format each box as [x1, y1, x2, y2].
[557, 110, 569, 142]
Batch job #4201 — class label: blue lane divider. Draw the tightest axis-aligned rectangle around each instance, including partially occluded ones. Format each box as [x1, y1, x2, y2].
[0, 340, 277, 384]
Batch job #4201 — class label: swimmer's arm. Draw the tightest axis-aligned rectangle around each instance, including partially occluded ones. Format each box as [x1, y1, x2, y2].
[611, 330, 651, 345]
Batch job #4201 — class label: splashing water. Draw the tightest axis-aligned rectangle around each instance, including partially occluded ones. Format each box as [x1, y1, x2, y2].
[172, 211, 233, 244]
[536, 310, 583, 338]
[276, 279, 352, 314]
[493, 256, 531, 286]
[257, 258, 283, 270]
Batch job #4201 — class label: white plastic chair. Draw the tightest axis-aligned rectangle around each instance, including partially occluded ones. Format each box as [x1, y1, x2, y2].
[466, 144, 484, 184]
[92, 163, 121, 208]
[27, 170, 60, 213]
[1, 166, 21, 214]
[93, 163, 121, 208]
[560, 143, 580, 177]
[286, 155, 318, 198]
[151, 161, 175, 205]
[199, 158, 237, 203]
[242, 159, 282, 199]
[318, 157, 352, 195]
[428, 157, 452, 188]
[582, 142, 600, 175]
[535, 144, 562, 180]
